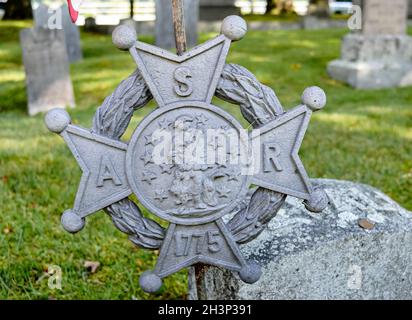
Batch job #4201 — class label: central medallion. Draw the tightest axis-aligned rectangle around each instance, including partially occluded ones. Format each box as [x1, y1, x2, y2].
[126, 101, 250, 225]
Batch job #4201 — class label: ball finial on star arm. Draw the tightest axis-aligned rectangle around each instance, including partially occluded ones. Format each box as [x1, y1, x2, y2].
[44, 109, 71, 134]
[301, 86, 327, 111]
[112, 25, 137, 50]
[221, 15, 248, 41]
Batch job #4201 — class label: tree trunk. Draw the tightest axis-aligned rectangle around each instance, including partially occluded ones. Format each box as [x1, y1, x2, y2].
[130, 0, 135, 19]
[4, 0, 33, 20]
[266, 0, 276, 14]
[308, 0, 330, 18]
[266, 0, 294, 15]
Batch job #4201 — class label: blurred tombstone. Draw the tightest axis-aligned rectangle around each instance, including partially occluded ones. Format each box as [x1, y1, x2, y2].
[199, 0, 241, 21]
[155, 0, 199, 50]
[302, 0, 331, 29]
[328, 0, 412, 89]
[61, 3, 83, 63]
[84, 16, 98, 32]
[33, 3, 52, 29]
[307, 0, 330, 17]
[20, 28, 75, 116]
[33, 3, 82, 63]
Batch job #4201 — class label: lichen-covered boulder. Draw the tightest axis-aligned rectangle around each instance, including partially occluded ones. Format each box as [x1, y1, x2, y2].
[189, 179, 412, 300]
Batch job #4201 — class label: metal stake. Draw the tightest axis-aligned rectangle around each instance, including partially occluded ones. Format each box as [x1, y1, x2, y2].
[171, 0, 187, 55]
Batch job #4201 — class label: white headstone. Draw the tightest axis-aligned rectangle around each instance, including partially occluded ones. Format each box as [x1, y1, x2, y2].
[362, 0, 408, 35]
[20, 28, 75, 116]
[328, 0, 412, 89]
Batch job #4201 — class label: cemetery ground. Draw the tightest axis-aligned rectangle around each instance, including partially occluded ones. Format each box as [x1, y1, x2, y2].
[0, 21, 412, 300]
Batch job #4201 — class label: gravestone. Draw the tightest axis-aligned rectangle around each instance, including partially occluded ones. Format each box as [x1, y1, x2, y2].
[199, 0, 241, 21]
[61, 3, 83, 63]
[155, 0, 199, 49]
[33, 3, 82, 63]
[33, 3, 51, 29]
[302, 0, 331, 30]
[328, 0, 412, 89]
[190, 179, 412, 300]
[20, 28, 75, 116]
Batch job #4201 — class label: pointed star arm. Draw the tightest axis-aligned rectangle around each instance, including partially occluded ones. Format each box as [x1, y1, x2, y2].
[60, 124, 132, 217]
[129, 35, 232, 106]
[250, 105, 314, 200]
[154, 220, 246, 278]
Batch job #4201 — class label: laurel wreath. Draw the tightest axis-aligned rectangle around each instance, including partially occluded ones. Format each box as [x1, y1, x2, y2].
[92, 63, 287, 249]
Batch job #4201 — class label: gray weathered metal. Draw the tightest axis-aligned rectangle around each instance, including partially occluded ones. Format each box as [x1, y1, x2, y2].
[45, 15, 328, 293]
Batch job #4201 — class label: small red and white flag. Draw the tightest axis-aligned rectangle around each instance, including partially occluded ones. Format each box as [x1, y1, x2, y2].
[67, 0, 83, 23]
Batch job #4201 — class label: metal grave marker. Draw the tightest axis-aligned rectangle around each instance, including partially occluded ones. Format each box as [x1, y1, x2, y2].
[45, 13, 329, 293]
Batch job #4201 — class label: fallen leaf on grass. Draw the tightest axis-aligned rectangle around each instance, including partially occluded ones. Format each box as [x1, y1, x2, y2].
[3, 226, 13, 234]
[290, 63, 302, 71]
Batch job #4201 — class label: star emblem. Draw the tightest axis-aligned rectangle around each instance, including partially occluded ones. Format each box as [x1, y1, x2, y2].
[160, 163, 174, 174]
[216, 186, 231, 198]
[140, 149, 154, 165]
[158, 118, 171, 130]
[144, 134, 154, 146]
[227, 170, 240, 182]
[195, 114, 209, 126]
[154, 189, 169, 202]
[141, 169, 157, 185]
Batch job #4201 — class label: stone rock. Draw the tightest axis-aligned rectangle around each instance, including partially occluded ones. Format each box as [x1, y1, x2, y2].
[155, 0, 199, 50]
[328, 0, 412, 89]
[20, 27, 75, 116]
[190, 179, 412, 300]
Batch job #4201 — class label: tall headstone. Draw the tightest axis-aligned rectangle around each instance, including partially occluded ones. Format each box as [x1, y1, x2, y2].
[155, 0, 199, 50]
[33, 3, 82, 63]
[328, 0, 412, 89]
[32, 3, 51, 29]
[61, 3, 83, 63]
[20, 28, 75, 116]
[199, 0, 241, 21]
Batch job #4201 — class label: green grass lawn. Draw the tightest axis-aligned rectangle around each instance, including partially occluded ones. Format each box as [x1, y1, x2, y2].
[0, 21, 411, 300]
